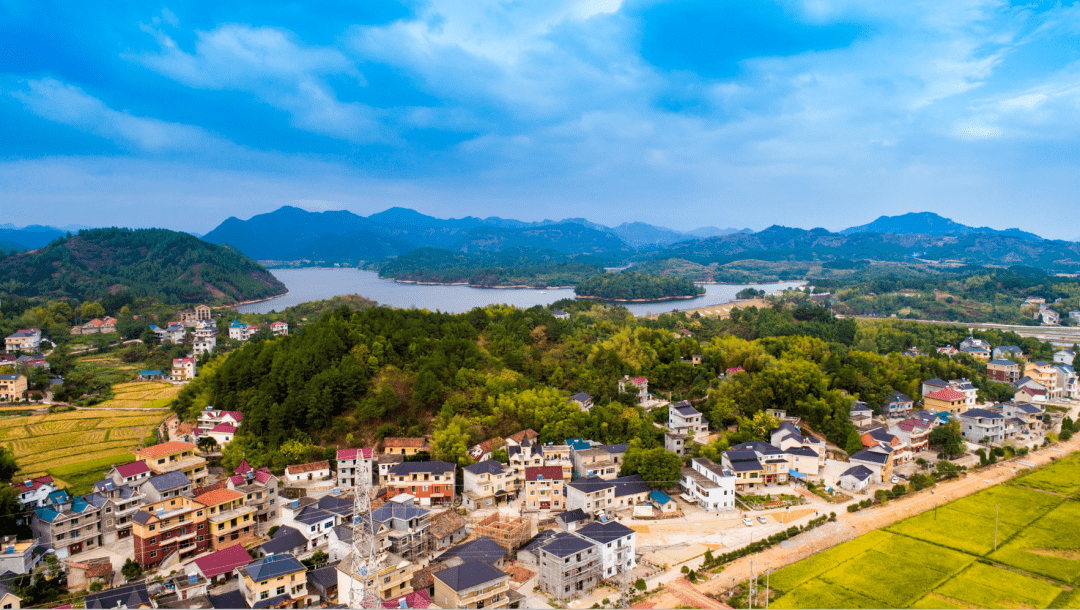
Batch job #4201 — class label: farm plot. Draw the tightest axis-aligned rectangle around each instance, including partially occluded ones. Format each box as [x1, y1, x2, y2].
[768, 454, 1080, 609]
[931, 562, 1064, 609]
[94, 381, 179, 409]
[1010, 452, 1080, 495]
[886, 484, 1063, 556]
[988, 500, 1080, 583]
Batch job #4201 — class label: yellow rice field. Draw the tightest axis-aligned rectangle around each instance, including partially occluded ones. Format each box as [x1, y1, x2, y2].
[92, 382, 180, 409]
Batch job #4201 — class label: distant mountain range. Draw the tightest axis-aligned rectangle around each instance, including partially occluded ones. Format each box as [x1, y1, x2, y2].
[200, 205, 749, 262]
[841, 212, 1043, 241]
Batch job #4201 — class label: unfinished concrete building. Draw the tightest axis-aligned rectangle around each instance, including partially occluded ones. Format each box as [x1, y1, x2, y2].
[536, 532, 601, 603]
[473, 513, 531, 550]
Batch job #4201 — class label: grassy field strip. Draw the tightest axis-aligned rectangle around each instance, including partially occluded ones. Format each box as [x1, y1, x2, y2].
[768, 530, 892, 592]
[27, 447, 139, 474]
[44, 453, 139, 495]
[932, 562, 1064, 608]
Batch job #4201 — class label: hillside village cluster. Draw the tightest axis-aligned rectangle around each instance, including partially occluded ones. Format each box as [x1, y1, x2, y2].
[0, 323, 1074, 608]
[0, 305, 287, 400]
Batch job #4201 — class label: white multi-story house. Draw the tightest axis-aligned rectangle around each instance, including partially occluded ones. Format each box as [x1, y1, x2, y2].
[722, 442, 789, 489]
[959, 408, 1006, 443]
[196, 408, 243, 433]
[576, 521, 636, 579]
[1000, 402, 1045, 433]
[5, 329, 42, 353]
[679, 458, 735, 512]
[269, 321, 289, 337]
[616, 375, 649, 405]
[1054, 350, 1076, 366]
[192, 336, 217, 357]
[566, 475, 652, 515]
[13, 475, 59, 508]
[667, 402, 708, 441]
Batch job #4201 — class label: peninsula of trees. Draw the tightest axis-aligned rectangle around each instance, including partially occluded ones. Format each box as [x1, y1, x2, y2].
[0, 228, 286, 305]
[574, 271, 705, 302]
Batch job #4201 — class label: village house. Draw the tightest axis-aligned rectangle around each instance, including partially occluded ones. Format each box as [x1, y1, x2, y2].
[32, 496, 109, 559]
[524, 466, 565, 512]
[616, 375, 649, 405]
[505, 429, 539, 447]
[0, 375, 27, 403]
[270, 321, 289, 336]
[336, 448, 374, 488]
[430, 510, 469, 553]
[1025, 362, 1065, 399]
[680, 457, 736, 512]
[468, 437, 505, 463]
[135, 441, 209, 487]
[371, 496, 433, 562]
[335, 553, 414, 604]
[69, 317, 118, 336]
[151, 323, 187, 344]
[178, 305, 213, 327]
[1000, 402, 1045, 433]
[239, 554, 308, 609]
[959, 337, 991, 361]
[959, 408, 1006, 443]
[105, 461, 152, 487]
[846, 448, 893, 484]
[569, 392, 594, 411]
[838, 465, 873, 492]
[664, 431, 687, 456]
[12, 475, 58, 509]
[1014, 377, 1047, 403]
[131, 495, 210, 568]
[861, 427, 907, 463]
[569, 444, 625, 480]
[139, 471, 193, 503]
[462, 461, 517, 510]
[1055, 349, 1076, 366]
[536, 532, 601, 603]
[381, 437, 432, 457]
[667, 401, 708, 441]
[89, 480, 144, 540]
[192, 336, 217, 357]
[433, 560, 510, 610]
[284, 460, 331, 484]
[207, 423, 237, 447]
[84, 583, 149, 609]
[5, 329, 41, 353]
[171, 358, 197, 382]
[770, 422, 826, 476]
[884, 390, 914, 418]
[193, 543, 255, 586]
[576, 521, 636, 579]
[508, 440, 573, 481]
[889, 418, 932, 453]
[923, 387, 968, 415]
[849, 401, 873, 427]
[566, 474, 651, 515]
[0, 537, 40, 577]
[993, 345, 1024, 360]
[382, 461, 456, 506]
[436, 536, 508, 569]
[556, 509, 591, 533]
[196, 407, 243, 432]
[987, 359, 1022, 384]
[197, 489, 257, 551]
[937, 345, 959, 356]
[277, 497, 341, 552]
[723, 442, 789, 489]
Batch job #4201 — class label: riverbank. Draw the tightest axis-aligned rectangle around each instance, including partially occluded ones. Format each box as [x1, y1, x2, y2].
[391, 278, 575, 289]
[575, 293, 700, 303]
[227, 290, 291, 309]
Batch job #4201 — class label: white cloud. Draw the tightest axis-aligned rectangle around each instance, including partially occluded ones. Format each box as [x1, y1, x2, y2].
[11, 78, 231, 152]
[134, 23, 391, 143]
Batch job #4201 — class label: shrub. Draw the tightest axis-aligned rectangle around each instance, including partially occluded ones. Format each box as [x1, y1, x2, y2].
[635, 579, 647, 591]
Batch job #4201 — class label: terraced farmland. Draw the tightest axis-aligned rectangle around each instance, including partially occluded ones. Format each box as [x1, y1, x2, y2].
[770, 454, 1080, 609]
[1, 381, 174, 493]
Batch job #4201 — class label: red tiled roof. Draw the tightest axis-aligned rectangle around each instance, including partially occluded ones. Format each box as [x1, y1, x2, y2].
[337, 448, 375, 460]
[631, 376, 647, 383]
[234, 459, 252, 474]
[525, 466, 564, 481]
[229, 475, 245, 486]
[286, 460, 330, 474]
[193, 544, 253, 578]
[193, 480, 229, 497]
[382, 437, 430, 449]
[254, 467, 274, 483]
[382, 590, 430, 609]
[506, 429, 538, 444]
[925, 388, 965, 401]
[136, 441, 196, 459]
[469, 438, 504, 457]
[194, 488, 243, 507]
[897, 419, 931, 432]
[221, 411, 244, 422]
[14, 474, 53, 493]
[210, 423, 237, 434]
[114, 461, 150, 478]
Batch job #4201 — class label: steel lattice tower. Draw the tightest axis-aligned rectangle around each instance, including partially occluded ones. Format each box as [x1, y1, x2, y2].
[350, 458, 381, 609]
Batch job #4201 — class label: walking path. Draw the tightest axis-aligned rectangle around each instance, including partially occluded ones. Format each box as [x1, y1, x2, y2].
[642, 434, 1080, 608]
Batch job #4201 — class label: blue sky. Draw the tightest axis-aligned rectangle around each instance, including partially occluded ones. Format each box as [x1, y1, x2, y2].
[2, 0, 1080, 238]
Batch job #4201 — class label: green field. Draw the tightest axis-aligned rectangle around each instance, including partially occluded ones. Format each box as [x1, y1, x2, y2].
[45, 453, 139, 496]
[768, 453, 1080, 608]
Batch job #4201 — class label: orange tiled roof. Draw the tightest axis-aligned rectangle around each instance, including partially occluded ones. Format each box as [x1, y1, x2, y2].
[382, 437, 430, 449]
[136, 441, 196, 459]
[925, 388, 965, 401]
[194, 488, 243, 507]
[286, 460, 330, 474]
[506, 429, 538, 444]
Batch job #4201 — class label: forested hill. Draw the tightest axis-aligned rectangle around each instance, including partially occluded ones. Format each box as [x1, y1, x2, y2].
[0, 228, 286, 304]
[171, 298, 1031, 473]
[574, 271, 705, 301]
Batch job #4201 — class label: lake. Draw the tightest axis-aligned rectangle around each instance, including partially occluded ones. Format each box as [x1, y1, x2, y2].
[236, 268, 806, 316]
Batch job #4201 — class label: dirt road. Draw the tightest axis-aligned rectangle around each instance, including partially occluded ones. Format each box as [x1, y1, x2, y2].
[643, 435, 1080, 608]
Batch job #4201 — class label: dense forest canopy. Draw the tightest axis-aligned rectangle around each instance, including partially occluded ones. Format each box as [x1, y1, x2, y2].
[574, 271, 705, 301]
[0, 228, 286, 305]
[172, 297, 1026, 472]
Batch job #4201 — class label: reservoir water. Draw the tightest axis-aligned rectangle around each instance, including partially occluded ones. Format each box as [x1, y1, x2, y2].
[237, 268, 806, 316]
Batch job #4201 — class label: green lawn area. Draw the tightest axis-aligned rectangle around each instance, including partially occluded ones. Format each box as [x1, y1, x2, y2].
[885, 484, 1063, 556]
[988, 500, 1080, 583]
[47, 453, 138, 496]
[932, 562, 1064, 609]
[1010, 453, 1080, 495]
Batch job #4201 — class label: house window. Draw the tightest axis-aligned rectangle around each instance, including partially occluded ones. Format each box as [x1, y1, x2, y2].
[150, 551, 157, 558]
[260, 591, 269, 600]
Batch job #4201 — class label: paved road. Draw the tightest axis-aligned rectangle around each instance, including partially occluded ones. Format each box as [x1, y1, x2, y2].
[837, 314, 1080, 344]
